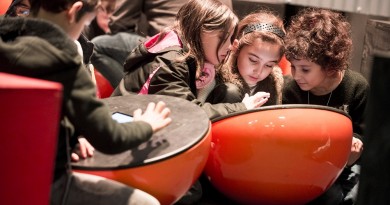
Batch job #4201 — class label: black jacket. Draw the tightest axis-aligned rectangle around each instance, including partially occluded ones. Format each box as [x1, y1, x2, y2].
[283, 69, 369, 140]
[0, 17, 154, 181]
[112, 31, 247, 120]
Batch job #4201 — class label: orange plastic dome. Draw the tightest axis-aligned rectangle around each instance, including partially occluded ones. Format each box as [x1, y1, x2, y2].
[278, 55, 291, 76]
[204, 105, 352, 205]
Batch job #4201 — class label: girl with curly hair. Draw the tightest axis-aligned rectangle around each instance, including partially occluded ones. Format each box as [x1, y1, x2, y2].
[282, 8, 369, 205]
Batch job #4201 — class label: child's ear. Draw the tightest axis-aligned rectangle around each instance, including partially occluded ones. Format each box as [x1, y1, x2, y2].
[67, 1, 83, 23]
[326, 69, 338, 76]
[231, 39, 239, 52]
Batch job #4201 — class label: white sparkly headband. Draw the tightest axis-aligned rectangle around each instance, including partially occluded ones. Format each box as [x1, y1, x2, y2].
[242, 23, 285, 39]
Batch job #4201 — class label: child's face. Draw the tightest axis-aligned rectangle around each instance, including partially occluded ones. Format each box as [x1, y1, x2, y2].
[96, 0, 115, 33]
[201, 26, 235, 65]
[290, 58, 328, 91]
[236, 39, 281, 86]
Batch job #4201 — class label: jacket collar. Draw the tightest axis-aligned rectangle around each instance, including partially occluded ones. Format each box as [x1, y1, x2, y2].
[0, 17, 81, 76]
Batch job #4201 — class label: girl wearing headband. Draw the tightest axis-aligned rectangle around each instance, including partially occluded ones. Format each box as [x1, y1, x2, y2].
[203, 9, 285, 106]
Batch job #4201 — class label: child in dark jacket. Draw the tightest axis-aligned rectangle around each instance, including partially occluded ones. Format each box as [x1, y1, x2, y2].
[0, 0, 172, 204]
[282, 8, 368, 205]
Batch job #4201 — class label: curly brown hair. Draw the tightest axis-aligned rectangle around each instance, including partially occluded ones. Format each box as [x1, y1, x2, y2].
[284, 8, 352, 72]
[218, 8, 285, 93]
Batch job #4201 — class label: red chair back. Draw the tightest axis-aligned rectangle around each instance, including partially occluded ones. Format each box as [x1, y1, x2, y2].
[0, 72, 62, 205]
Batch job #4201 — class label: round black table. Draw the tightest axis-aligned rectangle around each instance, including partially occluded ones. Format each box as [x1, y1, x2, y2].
[72, 94, 210, 169]
[71, 94, 211, 205]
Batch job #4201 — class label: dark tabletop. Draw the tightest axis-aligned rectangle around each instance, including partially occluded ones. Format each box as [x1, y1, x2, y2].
[72, 94, 210, 170]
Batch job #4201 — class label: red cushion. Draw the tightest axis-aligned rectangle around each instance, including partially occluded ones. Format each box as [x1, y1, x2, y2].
[94, 69, 114, 99]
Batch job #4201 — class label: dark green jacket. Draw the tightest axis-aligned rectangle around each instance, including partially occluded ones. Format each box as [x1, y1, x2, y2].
[112, 31, 247, 120]
[0, 17, 153, 180]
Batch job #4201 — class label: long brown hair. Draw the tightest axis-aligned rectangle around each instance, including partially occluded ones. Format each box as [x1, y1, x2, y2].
[156, 0, 238, 78]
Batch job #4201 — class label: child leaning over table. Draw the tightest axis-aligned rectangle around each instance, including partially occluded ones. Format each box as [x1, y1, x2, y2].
[282, 8, 369, 205]
[0, 0, 172, 204]
[201, 9, 285, 106]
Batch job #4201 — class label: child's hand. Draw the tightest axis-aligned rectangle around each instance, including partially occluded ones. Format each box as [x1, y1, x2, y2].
[347, 137, 363, 166]
[133, 101, 172, 133]
[242, 92, 270, 110]
[71, 137, 95, 162]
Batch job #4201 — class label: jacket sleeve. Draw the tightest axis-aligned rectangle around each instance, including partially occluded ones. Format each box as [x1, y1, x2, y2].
[148, 60, 247, 120]
[64, 66, 153, 154]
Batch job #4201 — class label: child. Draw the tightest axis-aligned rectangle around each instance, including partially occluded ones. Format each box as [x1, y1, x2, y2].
[4, 0, 101, 162]
[90, 0, 188, 88]
[205, 9, 285, 105]
[111, 0, 270, 120]
[282, 8, 368, 204]
[196, 9, 286, 204]
[0, 0, 172, 204]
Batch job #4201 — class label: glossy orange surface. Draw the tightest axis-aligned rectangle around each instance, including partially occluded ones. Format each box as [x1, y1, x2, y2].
[278, 55, 291, 76]
[74, 126, 211, 205]
[0, 0, 12, 15]
[204, 105, 353, 205]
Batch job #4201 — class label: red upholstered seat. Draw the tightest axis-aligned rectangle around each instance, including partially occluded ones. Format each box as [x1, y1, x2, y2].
[94, 69, 114, 99]
[0, 72, 62, 205]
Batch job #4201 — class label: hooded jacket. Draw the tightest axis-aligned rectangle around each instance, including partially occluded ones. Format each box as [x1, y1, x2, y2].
[0, 17, 154, 181]
[112, 31, 247, 120]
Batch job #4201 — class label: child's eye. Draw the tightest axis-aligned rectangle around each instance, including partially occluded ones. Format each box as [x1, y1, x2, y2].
[302, 68, 310, 73]
[249, 58, 257, 63]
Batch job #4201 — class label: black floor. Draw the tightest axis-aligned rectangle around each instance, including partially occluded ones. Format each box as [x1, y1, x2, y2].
[175, 174, 240, 205]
